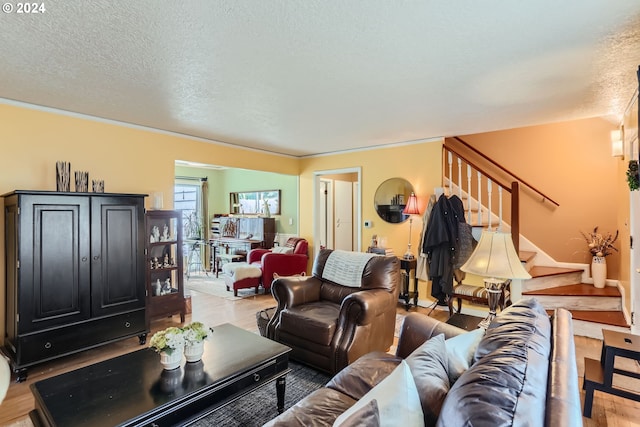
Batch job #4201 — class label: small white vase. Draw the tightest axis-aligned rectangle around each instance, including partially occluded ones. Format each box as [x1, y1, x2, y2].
[159, 347, 183, 370]
[184, 341, 205, 363]
[591, 256, 607, 289]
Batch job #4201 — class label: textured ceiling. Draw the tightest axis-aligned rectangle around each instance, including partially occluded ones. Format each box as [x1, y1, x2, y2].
[1, 1, 640, 157]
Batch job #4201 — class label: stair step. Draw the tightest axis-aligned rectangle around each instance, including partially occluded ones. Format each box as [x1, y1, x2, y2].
[547, 309, 629, 328]
[528, 266, 584, 278]
[526, 283, 622, 311]
[519, 250, 536, 264]
[524, 283, 620, 297]
[524, 266, 584, 292]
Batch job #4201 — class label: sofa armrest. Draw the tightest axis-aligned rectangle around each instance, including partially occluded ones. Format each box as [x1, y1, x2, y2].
[248, 248, 270, 264]
[271, 275, 321, 308]
[546, 308, 583, 427]
[340, 289, 395, 325]
[395, 313, 466, 358]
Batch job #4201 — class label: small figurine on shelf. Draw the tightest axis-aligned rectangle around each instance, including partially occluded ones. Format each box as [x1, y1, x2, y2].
[162, 278, 172, 295]
[161, 224, 170, 242]
[151, 226, 160, 243]
[153, 257, 159, 269]
[153, 279, 162, 296]
[163, 254, 169, 267]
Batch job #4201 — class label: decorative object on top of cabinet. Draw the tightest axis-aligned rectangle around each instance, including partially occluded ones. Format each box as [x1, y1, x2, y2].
[92, 179, 104, 193]
[2, 190, 148, 382]
[145, 210, 185, 323]
[55, 161, 71, 191]
[74, 171, 89, 192]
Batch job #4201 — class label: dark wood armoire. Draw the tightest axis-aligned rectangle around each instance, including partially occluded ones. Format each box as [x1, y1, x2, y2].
[2, 191, 148, 381]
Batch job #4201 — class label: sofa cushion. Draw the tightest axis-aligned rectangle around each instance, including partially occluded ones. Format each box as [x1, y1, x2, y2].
[334, 398, 380, 427]
[333, 360, 424, 427]
[444, 327, 485, 384]
[279, 302, 340, 346]
[264, 387, 357, 427]
[437, 298, 551, 427]
[405, 334, 450, 427]
[327, 351, 401, 401]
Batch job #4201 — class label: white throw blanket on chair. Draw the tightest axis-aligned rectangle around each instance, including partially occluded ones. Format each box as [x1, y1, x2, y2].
[321, 250, 377, 287]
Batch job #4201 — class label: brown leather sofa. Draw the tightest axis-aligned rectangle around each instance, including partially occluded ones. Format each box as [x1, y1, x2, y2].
[266, 249, 400, 375]
[265, 298, 583, 427]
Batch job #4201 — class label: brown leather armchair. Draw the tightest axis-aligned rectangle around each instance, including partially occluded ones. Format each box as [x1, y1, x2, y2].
[266, 249, 400, 374]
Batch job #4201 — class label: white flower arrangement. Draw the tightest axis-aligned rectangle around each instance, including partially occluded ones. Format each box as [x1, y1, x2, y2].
[182, 321, 211, 346]
[149, 326, 185, 355]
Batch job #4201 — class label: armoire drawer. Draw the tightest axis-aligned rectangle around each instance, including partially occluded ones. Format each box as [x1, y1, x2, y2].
[17, 309, 147, 367]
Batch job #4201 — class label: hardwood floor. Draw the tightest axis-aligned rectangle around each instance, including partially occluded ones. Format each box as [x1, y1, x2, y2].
[1, 284, 639, 426]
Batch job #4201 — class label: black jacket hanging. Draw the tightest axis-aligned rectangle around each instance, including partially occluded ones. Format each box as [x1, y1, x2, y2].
[423, 194, 466, 301]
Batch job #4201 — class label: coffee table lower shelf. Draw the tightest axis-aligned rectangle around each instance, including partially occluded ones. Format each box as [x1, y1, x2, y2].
[29, 324, 291, 427]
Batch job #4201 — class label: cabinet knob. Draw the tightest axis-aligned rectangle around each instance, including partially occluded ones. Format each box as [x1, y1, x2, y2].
[44, 342, 52, 349]
[93, 256, 100, 261]
[124, 322, 131, 328]
[253, 373, 260, 382]
[81, 257, 88, 262]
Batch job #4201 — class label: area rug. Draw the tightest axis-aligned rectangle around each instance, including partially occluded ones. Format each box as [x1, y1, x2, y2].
[185, 274, 266, 301]
[192, 361, 331, 426]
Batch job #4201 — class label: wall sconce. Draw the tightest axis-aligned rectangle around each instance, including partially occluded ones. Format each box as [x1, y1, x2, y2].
[611, 129, 624, 158]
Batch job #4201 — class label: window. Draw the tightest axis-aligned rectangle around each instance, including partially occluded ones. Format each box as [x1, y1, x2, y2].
[174, 183, 201, 238]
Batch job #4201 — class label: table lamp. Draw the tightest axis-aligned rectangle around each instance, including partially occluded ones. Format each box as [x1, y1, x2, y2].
[402, 192, 420, 260]
[460, 230, 531, 328]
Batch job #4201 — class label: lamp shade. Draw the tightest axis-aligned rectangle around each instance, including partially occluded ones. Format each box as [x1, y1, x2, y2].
[460, 230, 531, 280]
[403, 192, 420, 215]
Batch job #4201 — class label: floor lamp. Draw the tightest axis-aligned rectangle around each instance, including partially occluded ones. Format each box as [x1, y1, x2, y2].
[460, 230, 531, 328]
[402, 192, 420, 260]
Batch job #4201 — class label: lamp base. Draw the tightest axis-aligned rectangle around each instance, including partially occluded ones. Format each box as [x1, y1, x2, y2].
[477, 277, 506, 329]
[403, 251, 415, 260]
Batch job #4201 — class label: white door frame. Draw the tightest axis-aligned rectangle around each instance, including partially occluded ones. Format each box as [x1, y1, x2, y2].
[313, 167, 362, 254]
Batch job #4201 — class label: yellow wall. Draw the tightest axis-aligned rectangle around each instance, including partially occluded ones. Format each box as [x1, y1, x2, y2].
[0, 103, 298, 344]
[299, 141, 444, 299]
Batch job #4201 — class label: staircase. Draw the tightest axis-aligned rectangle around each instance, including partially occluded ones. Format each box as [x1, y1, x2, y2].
[441, 140, 631, 340]
[521, 264, 629, 339]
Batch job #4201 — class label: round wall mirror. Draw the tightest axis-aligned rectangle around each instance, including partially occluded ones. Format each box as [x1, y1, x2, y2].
[374, 178, 414, 223]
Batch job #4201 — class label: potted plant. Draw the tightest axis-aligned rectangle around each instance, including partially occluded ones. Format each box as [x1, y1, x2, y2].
[182, 321, 211, 362]
[581, 227, 618, 288]
[149, 326, 185, 370]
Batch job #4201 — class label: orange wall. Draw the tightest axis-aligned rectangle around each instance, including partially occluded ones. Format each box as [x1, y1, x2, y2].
[460, 117, 624, 280]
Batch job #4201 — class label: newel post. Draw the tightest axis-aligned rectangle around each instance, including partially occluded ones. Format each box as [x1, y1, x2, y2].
[511, 181, 520, 254]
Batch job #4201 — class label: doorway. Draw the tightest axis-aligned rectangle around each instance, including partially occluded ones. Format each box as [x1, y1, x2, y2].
[313, 167, 362, 253]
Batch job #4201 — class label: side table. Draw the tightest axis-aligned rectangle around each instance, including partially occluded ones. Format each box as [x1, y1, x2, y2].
[583, 329, 640, 417]
[399, 258, 418, 310]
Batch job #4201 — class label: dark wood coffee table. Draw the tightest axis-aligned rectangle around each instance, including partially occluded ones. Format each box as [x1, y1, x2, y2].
[446, 313, 483, 331]
[29, 324, 291, 427]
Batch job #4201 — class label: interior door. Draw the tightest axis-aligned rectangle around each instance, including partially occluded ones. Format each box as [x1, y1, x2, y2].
[319, 179, 333, 249]
[632, 174, 640, 335]
[334, 180, 353, 251]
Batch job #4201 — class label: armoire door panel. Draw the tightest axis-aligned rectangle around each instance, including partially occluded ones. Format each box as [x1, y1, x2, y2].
[19, 196, 91, 333]
[91, 197, 145, 316]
